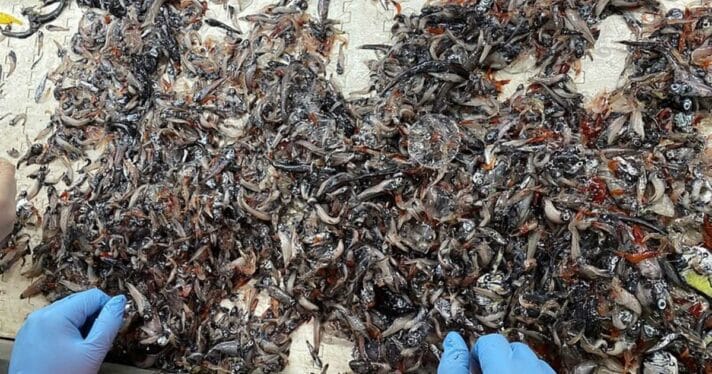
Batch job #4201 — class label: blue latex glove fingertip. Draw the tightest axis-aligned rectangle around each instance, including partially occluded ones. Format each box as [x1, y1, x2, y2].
[84, 294, 127, 349]
[471, 334, 556, 374]
[472, 334, 513, 373]
[510, 342, 538, 361]
[45, 288, 112, 331]
[444, 331, 466, 350]
[473, 334, 510, 357]
[108, 295, 127, 315]
[438, 332, 469, 374]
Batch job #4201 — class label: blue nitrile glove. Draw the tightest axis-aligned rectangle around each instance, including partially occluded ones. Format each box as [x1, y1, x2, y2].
[9, 288, 127, 374]
[438, 332, 556, 374]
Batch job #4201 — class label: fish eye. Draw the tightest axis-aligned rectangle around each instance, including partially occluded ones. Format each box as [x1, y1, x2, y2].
[561, 211, 571, 222]
[682, 98, 692, 111]
[666, 8, 684, 19]
[484, 130, 497, 143]
[657, 299, 667, 310]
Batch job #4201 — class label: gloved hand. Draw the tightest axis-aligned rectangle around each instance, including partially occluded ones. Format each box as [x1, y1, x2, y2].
[438, 332, 555, 374]
[0, 159, 16, 241]
[10, 288, 127, 374]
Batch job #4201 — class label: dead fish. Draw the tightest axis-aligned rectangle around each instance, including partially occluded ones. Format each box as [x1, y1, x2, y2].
[314, 204, 340, 225]
[126, 282, 152, 318]
[34, 73, 48, 103]
[204, 18, 241, 34]
[8, 113, 27, 127]
[318, 0, 331, 24]
[629, 108, 644, 140]
[5, 51, 16, 78]
[543, 198, 568, 223]
[227, 5, 240, 29]
[359, 44, 391, 51]
[54, 136, 82, 156]
[60, 114, 92, 127]
[31, 30, 45, 69]
[611, 277, 642, 315]
[357, 178, 403, 200]
[564, 8, 596, 45]
[643, 351, 678, 374]
[266, 285, 294, 305]
[207, 340, 240, 356]
[337, 42, 346, 75]
[305, 339, 323, 368]
[52, 39, 66, 57]
[45, 24, 69, 32]
[6, 148, 20, 158]
[20, 275, 50, 299]
[193, 77, 227, 103]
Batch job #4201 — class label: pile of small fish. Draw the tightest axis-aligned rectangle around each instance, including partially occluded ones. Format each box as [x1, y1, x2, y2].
[1, 0, 712, 372]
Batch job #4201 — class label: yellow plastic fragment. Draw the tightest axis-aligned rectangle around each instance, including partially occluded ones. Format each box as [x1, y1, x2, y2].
[0, 12, 22, 26]
[682, 269, 712, 299]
